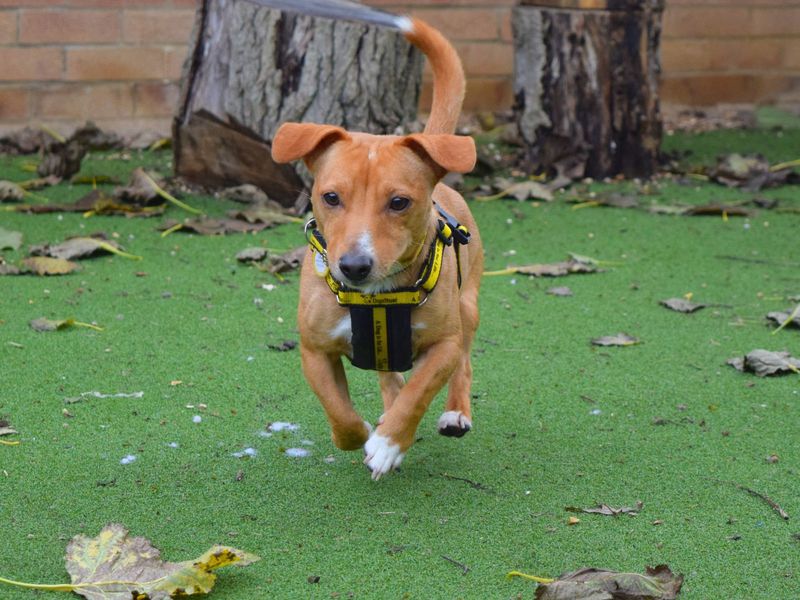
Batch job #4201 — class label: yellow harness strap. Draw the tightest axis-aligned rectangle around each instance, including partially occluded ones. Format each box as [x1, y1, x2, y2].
[304, 204, 470, 371]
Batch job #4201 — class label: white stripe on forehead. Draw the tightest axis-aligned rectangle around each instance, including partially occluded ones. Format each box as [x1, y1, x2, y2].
[357, 231, 375, 257]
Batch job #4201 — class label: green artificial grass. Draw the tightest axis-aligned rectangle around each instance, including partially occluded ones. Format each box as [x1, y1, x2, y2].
[1, 128, 799, 599]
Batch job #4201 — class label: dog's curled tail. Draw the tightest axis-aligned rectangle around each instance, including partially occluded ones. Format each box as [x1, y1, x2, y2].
[398, 17, 465, 136]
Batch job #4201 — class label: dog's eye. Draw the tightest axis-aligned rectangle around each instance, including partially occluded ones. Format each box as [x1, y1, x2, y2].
[322, 192, 340, 207]
[388, 196, 410, 212]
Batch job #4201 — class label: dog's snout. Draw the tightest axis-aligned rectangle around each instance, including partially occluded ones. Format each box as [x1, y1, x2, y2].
[339, 252, 373, 282]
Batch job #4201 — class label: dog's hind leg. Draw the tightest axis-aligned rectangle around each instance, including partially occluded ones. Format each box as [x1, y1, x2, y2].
[439, 290, 479, 437]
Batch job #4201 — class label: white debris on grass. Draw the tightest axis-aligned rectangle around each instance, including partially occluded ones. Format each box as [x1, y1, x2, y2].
[268, 422, 299, 432]
[192, 415, 202, 423]
[258, 430, 272, 438]
[300, 439, 314, 446]
[323, 455, 336, 464]
[232, 447, 258, 459]
[167, 442, 179, 448]
[81, 391, 144, 399]
[590, 409, 602, 415]
[120, 454, 137, 465]
[284, 448, 310, 458]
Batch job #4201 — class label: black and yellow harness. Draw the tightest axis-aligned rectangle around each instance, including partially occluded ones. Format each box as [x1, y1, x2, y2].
[306, 205, 470, 372]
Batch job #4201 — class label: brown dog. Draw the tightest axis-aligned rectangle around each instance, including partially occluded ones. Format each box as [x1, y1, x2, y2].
[271, 17, 482, 480]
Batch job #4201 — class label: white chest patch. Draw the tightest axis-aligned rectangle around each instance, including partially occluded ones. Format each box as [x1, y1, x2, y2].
[329, 315, 352, 344]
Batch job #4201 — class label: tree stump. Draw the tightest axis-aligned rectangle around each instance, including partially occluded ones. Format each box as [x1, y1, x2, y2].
[513, 0, 664, 179]
[174, 0, 424, 207]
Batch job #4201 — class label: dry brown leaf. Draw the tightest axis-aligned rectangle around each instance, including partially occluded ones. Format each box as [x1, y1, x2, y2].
[486, 258, 599, 278]
[20, 256, 80, 276]
[682, 203, 751, 217]
[767, 309, 800, 330]
[0, 418, 17, 437]
[57, 523, 259, 599]
[267, 246, 307, 274]
[547, 286, 573, 297]
[534, 565, 684, 600]
[565, 501, 643, 517]
[0, 180, 25, 202]
[710, 153, 795, 192]
[113, 167, 161, 204]
[29, 235, 139, 261]
[220, 183, 270, 204]
[236, 247, 268, 263]
[727, 349, 800, 376]
[660, 298, 707, 313]
[38, 139, 87, 179]
[591, 333, 640, 347]
[227, 200, 301, 226]
[159, 218, 268, 236]
[29, 318, 102, 333]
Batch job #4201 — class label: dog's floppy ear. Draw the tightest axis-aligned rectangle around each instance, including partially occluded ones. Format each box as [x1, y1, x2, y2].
[271, 123, 350, 167]
[400, 133, 477, 176]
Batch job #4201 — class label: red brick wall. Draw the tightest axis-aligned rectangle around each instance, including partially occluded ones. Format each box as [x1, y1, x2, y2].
[0, 0, 798, 136]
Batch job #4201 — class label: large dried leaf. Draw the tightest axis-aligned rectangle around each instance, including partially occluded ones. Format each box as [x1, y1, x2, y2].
[0, 227, 22, 250]
[727, 349, 800, 377]
[17, 190, 165, 218]
[30, 235, 125, 261]
[0, 126, 48, 154]
[19, 174, 61, 190]
[38, 139, 87, 179]
[682, 203, 751, 217]
[767, 308, 800, 330]
[29, 317, 102, 333]
[159, 218, 268, 236]
[571, 193, 639, 210]
[20, 256, 80, 275]
[236, 247, 268, 263]
[0, 418, 17, 437]
[591, 334, 640, 347]
[486, 257, 599, 278]
[709, 153, 795, 192]
[114, 167, 161, 205]
[110, 169, 200, 214]
[30, 317, 74, 332]
[659, 298, 707, 313]
[220, 183, 270, 204]
[535, 565, 683, 600]
[64, 523, 259, 600]
[477, 179, 554, 202]
[0, 180, 25, 202]
[565, 501, 643, 517]
[268, 246, 307, 274]
[69, 122, 125, 151]
[227, 200, 302, 226]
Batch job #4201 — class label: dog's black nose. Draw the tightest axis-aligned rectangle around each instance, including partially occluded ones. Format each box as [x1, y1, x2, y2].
[339, 253, 373, 282]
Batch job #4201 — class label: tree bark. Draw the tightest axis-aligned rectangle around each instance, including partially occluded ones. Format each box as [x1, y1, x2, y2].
[174, 0, 424, 206]
[513, 0, 664, 179]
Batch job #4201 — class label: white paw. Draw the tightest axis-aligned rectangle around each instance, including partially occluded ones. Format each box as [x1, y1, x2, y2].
[363, 433, 404, 480]
[437, 411, 472, 437]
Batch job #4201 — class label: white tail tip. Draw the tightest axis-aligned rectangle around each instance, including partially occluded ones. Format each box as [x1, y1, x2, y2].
[395, 16, 413, 33]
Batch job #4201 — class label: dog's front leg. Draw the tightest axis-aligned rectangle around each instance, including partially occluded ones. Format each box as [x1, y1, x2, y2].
[301, 344, 371, 451]
[365, 336, 462, 479]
